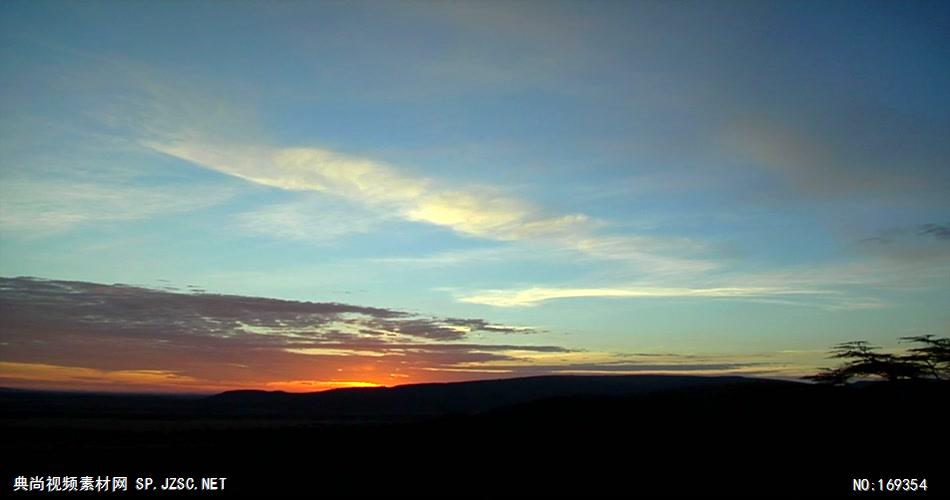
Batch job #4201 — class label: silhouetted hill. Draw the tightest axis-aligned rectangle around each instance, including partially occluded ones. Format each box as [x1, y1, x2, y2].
[3, 376, 947, 497]
[202, 374, 789, 418]
[1, 374, 788, 421]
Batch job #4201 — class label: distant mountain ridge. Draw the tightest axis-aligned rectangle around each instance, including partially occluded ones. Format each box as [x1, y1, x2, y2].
[201, 374, 797, 417]
[1, 375, 802, 420]
[4, 375, 947, 497]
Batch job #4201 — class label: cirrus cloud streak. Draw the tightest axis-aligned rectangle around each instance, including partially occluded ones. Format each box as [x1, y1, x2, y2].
[457, 286, 832, 308]
[146, 140, 713, 274]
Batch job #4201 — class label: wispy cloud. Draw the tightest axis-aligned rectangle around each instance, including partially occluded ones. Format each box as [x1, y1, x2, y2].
[146, 141, 590, 240]
[572, 236, 718, 274]
[421, 349, 819, 379]
[723, 108, 950, 201]
[457, 285, 830, 308]
[234, 196, 390, 244]
[146, 140, 712, 274]
[852, 223, 950, 268]
[0, 179, 234, 235]
[367, 246, 517, 268]
[0, 47, 243, 239]
[264, 379, 382, 392]
[37, 39, 711, 272]
[0, 362, 197, 389]
[917, 223, 950, 241]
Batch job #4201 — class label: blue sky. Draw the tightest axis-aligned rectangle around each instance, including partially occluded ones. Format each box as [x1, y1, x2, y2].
[1, 0, 948, 391]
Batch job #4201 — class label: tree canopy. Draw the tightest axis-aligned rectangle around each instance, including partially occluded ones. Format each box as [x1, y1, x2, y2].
[805, 335, 949, 384]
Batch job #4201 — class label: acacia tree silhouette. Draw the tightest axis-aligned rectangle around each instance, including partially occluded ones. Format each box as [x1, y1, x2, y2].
[900, 334, 950, 380]
[806, 335, 949, 384]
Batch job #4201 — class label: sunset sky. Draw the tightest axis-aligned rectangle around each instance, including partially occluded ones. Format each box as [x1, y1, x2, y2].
[1, 0, 948, 393]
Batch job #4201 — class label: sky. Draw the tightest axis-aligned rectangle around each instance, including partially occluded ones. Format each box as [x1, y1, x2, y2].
[1, 0, 948, 393]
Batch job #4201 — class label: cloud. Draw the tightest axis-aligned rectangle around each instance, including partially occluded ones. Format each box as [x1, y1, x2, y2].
[0, 276, 571, 390]
[917, 223, 950, 241]
[571, 236, 718, 274]
[0, 179, 234, 235]
[404, 189, 592, 241]
[420, 349, 810, 379]
[0, 361, 197, 388]
[264, 380, 382, 392]
[550, 362, 760, 373]
[440, 317, 538, 334]
[0, 276, 803, 391]
[146, 139, 712, 274]
[32, 37, 708, 272]
[858, 223, 950, 247]
[457, 285, 829, 308]
[143, 141, 426, 204]
[234, 197, 390, 244]
[723, 106, 950, 201]
[367, 247, 517, 268]
[0, 276, 526, 340]
[0, 43, 249, 239]
[147, 141, 589, 240]
[851, 224, 950, 271]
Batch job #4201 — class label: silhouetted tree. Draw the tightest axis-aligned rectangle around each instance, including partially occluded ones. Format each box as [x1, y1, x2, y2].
[805, 335, 949, 384]
[899, 334, 950, 380]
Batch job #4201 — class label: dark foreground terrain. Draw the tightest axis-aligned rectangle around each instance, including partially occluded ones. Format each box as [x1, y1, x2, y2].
[2, 375, 946, 498]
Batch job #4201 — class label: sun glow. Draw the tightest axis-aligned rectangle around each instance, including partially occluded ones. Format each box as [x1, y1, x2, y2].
[264, 379, 384, 392]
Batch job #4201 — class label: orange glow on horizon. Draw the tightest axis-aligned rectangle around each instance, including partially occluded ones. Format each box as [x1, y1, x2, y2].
[264, 379, 384, 392]
[0, 361, 425, 394]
